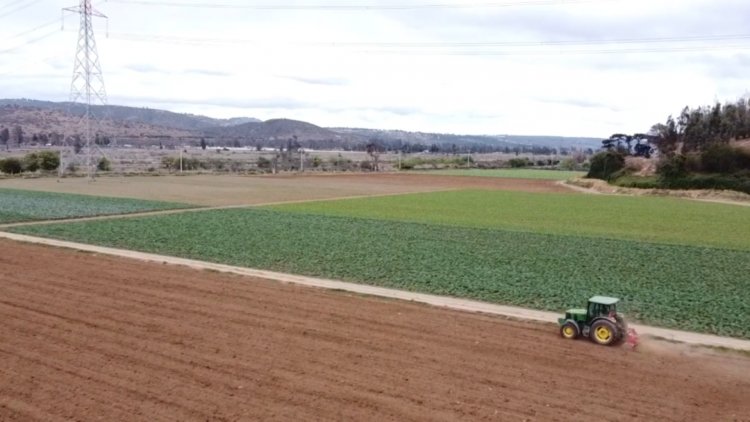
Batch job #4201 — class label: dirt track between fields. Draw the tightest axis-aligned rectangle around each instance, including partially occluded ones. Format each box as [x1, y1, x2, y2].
[1, 239, 749, 421]
[0, 173, 572, 206]
[3, 231, 750, 353]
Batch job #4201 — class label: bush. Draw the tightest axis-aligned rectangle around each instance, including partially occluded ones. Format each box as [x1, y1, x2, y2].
[615, 173, 750, 195]
[22, 153, 40, 172]
[257, 156, 271, 169]
[97, 157, 111, 171]
[659, 174, 750, 194]
[559, 158, 577, 171]
[17, 151, 60, 172]
[209, 159, 226, 171]
[399, 156, 470, 170]
[611, 175, 660, 189]
[161, 156, 176, 170]
[0, 157, 23, 174]
[161, 156, 200, 171]
[37, 151, 60, 171]
[586, 151, 625, 180]
[701, 144, 750, 174]
[656, 154, 688, 179]
[184, 158, 201, 170]
[508, 158, 529, 168]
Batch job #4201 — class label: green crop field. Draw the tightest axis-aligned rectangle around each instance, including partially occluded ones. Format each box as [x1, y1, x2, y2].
[11, 208, 750, 338]
[424, 169, 585, 180]
[0, 188, 192, 224]
[270, 190, 750, 250]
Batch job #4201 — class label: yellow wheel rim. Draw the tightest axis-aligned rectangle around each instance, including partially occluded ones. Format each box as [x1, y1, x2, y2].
[563, 326, 574, 338]
[595, 326, 612, 342]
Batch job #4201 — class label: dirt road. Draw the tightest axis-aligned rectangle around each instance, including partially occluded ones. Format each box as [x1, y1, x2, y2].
[1, 239, 748, 421]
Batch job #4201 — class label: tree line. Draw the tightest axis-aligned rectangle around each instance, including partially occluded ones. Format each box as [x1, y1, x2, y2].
[587, 96, 750, 194]
[649, 97, 750, 156]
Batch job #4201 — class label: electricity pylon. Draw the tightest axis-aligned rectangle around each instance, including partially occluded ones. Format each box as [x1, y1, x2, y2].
[62, 0, 108, 179]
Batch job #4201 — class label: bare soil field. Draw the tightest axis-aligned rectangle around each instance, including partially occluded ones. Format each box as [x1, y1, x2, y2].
[1, 240, 748, 421]
[0, 173, 570, 206]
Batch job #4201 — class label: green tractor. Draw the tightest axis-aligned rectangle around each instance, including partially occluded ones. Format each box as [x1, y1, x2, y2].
[558, 296, 628, 346]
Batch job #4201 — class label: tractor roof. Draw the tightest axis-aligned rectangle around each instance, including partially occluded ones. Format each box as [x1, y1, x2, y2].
[588, 295, 620, 305]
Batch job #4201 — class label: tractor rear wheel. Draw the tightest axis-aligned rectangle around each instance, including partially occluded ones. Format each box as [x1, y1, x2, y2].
[591, 320, 618, 346]
[560, 321, 579, 339]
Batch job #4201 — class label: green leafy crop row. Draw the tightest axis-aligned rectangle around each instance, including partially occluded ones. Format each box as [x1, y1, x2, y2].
[0, 188, 191, 224]
[269, 190, 750, 250]
[11, 208, 750, 338]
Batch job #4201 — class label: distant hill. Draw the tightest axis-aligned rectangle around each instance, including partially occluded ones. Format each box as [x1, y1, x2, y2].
[207, 118, 354, 142]
[0, 104, 195, 140]
[0, 99, 260, 131]
[332, 127, 601, 150]
[0, 98, 601, 151]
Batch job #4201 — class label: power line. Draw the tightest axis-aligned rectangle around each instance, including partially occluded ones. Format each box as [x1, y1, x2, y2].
[0, 0, 29, 11]
[108, 0, 614, 10]
[105, 31, 750, 55]
[0, 0, 42, 19]
[322, 34, 750, 47]
[3, 18, 60, 41]
[0, 28, 58, 54]
[108, 31, 750, 47]
[359, 44, 750, 56]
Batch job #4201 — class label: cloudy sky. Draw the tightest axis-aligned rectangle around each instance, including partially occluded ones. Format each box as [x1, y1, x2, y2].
[1, 0, 749, 137]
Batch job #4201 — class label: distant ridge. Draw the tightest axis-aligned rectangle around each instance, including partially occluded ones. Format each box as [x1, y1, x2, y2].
[0, 98, 601, 150]
[332, 127, 601, 150]
[0, 99, 260, 131]
[205, 118, 347, 142]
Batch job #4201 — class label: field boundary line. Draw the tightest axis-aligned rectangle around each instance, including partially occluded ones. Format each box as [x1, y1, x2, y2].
[2, 231, 749, 352]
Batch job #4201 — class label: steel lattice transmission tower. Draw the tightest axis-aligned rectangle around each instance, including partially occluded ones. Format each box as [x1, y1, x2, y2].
[63, 0, 108, 178]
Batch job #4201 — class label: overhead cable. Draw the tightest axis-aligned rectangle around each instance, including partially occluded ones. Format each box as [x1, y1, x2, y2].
[107, 0, 615, 11]
[105, 31, 750, 55]
[0, 0, 42, 19]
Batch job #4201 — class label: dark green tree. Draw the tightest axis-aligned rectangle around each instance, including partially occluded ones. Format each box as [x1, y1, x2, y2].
[0, 157, 23, 174]
[586, 150, 625, 181]
[97, 157, 111, 171]
[0, 127, 9, 150]
[22, 153, 40, 172]
[37, 151, 60, 171]
[11, 125, 23, 146]
[651, 116, 679, 157]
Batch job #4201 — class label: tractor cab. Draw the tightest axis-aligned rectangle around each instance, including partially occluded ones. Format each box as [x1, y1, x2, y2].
[586, 295, 619, 319]
[558, 296, 627, 346]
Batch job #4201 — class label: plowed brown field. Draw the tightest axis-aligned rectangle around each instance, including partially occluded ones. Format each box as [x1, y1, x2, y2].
[1, 239, 749, 421]
[0, 173, 570, 206]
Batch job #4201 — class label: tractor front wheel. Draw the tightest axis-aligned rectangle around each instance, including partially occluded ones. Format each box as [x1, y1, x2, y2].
[560, 321, 579, 339]
[591, 320, 618, 346]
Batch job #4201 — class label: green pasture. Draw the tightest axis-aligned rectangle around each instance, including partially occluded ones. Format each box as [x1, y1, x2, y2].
[423, 169, 585, 180]
[270, 190, 750, 250]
